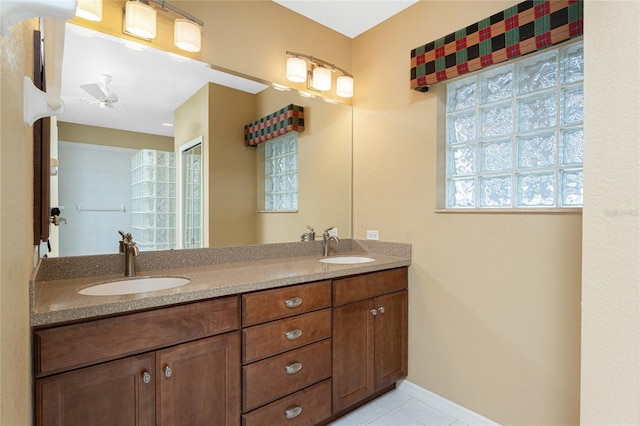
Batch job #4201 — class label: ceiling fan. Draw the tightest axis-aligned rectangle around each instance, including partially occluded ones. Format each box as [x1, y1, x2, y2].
[80, 73, 119, 108]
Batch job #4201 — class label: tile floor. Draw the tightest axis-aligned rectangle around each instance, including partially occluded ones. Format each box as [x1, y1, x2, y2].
[330, 388, 466, 426]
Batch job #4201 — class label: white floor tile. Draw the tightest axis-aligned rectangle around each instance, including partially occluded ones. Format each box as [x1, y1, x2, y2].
[345, 400, 391, 425]
[397, 398, 457, 426]
[368, 409, 425, 425]
[330, 387, 476, 426]
[330, 415, 358, 425]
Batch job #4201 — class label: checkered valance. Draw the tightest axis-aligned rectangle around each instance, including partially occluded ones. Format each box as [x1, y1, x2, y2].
[244, 104, 304, 147]
[410, 0, 584, 91]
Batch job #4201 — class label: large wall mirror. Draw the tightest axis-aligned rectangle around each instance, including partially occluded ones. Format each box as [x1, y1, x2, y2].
[46, 23, 352, 257]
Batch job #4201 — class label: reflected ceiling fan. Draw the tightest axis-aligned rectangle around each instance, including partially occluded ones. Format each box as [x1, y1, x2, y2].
[67, 74, 124, 118]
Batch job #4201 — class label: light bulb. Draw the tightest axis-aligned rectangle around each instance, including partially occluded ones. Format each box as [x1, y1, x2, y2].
[312, 66, 331, 91]
[286, 57, 307, 83]
[336, 75, 354, 98]
[174, 19, 201, 53]
[76, 0, 102, 21]
[124, 1, 157, 40]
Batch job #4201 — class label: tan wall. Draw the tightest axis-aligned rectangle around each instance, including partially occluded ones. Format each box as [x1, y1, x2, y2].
[58, 122, 173, 151]
[0, 18, 38, 426]
[254, 89, 352, 243]
[208, 84, 257, 247]
[581, 1, 640, 424]
[352, 1, 582, 424]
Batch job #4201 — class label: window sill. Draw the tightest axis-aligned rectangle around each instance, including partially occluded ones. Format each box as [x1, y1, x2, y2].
[256, 210, 299, 214]
[435, 208, 582, 214]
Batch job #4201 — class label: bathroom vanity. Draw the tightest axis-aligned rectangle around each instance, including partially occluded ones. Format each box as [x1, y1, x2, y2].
[31, 240, 410, 425]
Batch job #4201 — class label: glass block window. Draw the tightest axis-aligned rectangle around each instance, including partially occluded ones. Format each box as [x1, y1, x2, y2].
[265, 133, 298, 211]
[445, 40, 583, 209]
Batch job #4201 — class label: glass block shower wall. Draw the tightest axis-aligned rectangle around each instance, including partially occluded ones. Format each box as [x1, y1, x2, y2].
[131, 149, 177, 251]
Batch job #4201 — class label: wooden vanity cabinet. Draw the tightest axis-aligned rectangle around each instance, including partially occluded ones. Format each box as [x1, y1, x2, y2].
[241, 281, 333, 425]
[36, 352, 156, 426]
[34, 267, 409, 426]
[34, 296, 241, 426]
[332, 268, 408, 414]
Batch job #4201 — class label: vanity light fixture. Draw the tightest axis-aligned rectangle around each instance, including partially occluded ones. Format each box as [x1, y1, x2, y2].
[123, 0, 204, 53]
[124, 0, 156, 40]
[285, 51, 354, 98]
[76, 0, 102, 21]
[173, 18, 200, 52]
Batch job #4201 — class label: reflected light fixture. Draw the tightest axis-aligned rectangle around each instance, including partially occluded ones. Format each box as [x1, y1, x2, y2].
[123, 0, 204, 53]
[285, 51, 354, 98]
[76, 0, 102, 21]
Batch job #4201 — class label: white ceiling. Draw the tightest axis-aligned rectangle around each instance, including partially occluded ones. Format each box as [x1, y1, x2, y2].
[59, 24, 268, 137]
[273, 0, 418, 38]
[59, 1, 418, 137]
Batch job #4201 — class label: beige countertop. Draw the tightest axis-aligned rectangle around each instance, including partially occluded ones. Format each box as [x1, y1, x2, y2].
[31, 240, 410, 327]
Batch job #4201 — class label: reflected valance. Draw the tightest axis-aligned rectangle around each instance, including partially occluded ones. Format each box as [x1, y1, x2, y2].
[410, 0, 583, 91]
[244, 104, 304, 147]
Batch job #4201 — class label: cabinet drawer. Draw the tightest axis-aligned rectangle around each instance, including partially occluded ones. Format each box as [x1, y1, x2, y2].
[243, 308, 331, 364]
[34, 296, 239, 377]
[243, 339, 332, 412]
[333, 268, 408, 306]
[242, 281, 331, 326]
[242, 379, 331, 426]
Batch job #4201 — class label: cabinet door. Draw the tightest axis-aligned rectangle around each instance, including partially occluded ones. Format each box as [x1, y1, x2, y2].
[36, 353, 155, 426]
[374, 290, 408, 390]
[156, 332, 241, 426]
[332, 298, 375, 413]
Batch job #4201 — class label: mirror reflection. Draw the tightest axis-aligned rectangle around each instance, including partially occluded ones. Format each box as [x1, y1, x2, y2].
[50, 24, 352, 257]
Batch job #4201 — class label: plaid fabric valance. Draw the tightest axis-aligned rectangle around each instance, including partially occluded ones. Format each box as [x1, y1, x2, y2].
[244, 104, 304, 147]
[410, 0, 584, 91]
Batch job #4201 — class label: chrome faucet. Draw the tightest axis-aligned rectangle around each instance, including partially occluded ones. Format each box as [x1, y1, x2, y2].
[322, 227, 339, 257]
[118, 230, 140, 277]
[300, 225, 316, 242]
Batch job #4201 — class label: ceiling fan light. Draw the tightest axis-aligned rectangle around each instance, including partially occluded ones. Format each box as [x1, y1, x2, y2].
[174, 18, 201, 53]
[336, 75, 354, 98]
[312, 66, 331, 91]
[76, 0, 102, 21]
[286, 57, 307, 83]
[124, 1, 156, 40]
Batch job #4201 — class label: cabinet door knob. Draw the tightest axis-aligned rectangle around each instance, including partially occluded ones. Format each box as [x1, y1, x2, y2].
[284, 328, 303, 341]
[284, 362, 303, 375]
[378, 306, 385, 314]
[141, 370, 151, 384]
[370, 309, 377, 316]
[284, 297, 302, 308]
[284, 405, 303, 420]
[164, 365, 173, 378]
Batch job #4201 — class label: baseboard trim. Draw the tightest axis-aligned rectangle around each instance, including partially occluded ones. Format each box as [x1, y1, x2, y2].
[396, 380, 500, 426]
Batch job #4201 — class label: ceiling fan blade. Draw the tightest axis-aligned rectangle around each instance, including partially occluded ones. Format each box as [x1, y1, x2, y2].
[80, 83, 108, 101]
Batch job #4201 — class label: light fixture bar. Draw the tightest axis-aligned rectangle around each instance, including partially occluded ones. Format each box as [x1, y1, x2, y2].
[285, 51, 353, 78]
[148, 0, 203, 26]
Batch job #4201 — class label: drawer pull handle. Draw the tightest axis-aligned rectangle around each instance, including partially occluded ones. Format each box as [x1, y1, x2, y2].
[370, 309, 377, 316]
[378, 306, 385, 314]
[141, 370, 151, 384]
[284, 297, 302, 308]
[285, 362, 303, 375]
[285, 329, 303, 341]
[284, 405, 303, 420]
[164, 365, 173, 378]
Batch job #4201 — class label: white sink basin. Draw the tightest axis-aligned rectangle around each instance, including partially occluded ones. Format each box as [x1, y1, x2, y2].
[319, 256, 375, 264]
[79, 276, 190, 296]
